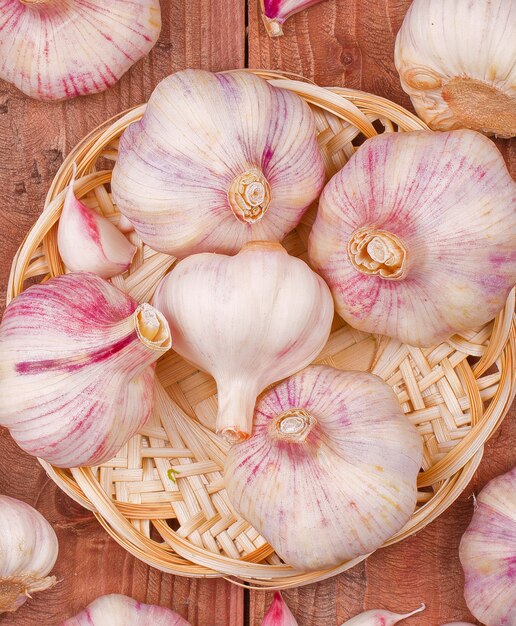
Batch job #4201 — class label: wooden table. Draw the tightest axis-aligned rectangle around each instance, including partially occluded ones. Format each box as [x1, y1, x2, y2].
[0, 2, 514, 624]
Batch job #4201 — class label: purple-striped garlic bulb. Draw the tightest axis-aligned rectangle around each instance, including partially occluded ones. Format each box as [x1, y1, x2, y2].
[261, 593, 298, 625]
[112, 70, 325, 258]
[309, 129, 516, 347]
[61, 594, 191, 626]
[0, 0, 161, 101]
[459, 467, 516, 626]
[260, 0, 328, 37]
[341, 604, 425, 625]
[224, 365, 422, 571]
[0, 272, 171, 467]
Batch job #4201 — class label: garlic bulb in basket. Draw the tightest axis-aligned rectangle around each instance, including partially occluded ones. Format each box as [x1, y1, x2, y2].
[459, 467, 516, 626]
[0, 272, 171, 467]
[341, 604, 425, 625]
[309, 129, 516, 347]
[112, 70, 325, 258]
[152, 242, 333, 442]
[260, 0, 327, 37]
[0, 0, 161, 101]
[262, 592, 298, 625]
[61, 594, 191, 625]
[395, 0, 515, 138]
[224, 365, 422, 570]
[0, 496, 58, 613]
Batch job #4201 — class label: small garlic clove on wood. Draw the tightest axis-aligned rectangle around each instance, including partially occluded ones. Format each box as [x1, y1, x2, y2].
[341, 604, 425, 625]
[260, 0, 328, 37]
[261, 592, 298, 625]
[58, 166, 136, 279]
[0, 495, 58, 613]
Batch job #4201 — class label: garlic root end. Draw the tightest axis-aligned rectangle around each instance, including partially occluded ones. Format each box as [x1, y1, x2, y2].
[0, 575, 56, 613]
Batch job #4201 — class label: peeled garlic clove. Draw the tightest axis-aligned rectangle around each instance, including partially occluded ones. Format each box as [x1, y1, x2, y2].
[0, 0, 161, 101]
[112, 70, 325, 258]
[309, 129, 516, 347]
[152, 242, 333, 442]
[395, 0, 516, 138]
[261, 593, 298, 626]
[0, 495, 58, 613]
[61, 594, 191, 625]
[260, 0, 327, 37]
[0, 272, 171, 467]
[341, 604, 425, 625]
[58, 167, 136, 279]
[459, 467, 516, 626]
[224, 365, 422, 570]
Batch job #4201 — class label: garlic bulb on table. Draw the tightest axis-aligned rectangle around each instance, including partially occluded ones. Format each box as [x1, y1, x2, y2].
[261, 592, 298, 626]
[309, 129, 516, 347]
[0, 272, 171, 467]
[0, 0, 161, 101]
[260, 0, 327, 37]
[341, 604, 425, 625]
[459, 467, 516, 626]
[395, 0, 516, 138]
[61, 594, 191, 625]
[224, 365, 422, 570]
[112, 70, 325, 258]
[152, 242, 333, 442]
[0, 495, 58, 613]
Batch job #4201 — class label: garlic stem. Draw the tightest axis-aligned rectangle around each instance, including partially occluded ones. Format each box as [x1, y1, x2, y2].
[273, 409, 316, 442]
[347, 227, 407, 279]
[216, 380, 258, 442]
[262, 16, 285, 37]
[229, 169, 272, 224]
[136, 303, 168, 344]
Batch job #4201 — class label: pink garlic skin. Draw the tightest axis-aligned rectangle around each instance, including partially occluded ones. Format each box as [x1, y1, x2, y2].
[61, 594, 191, 626]
[440, 623, 476, 625]
[341, 604, 425, 625]
[459, 467, 516, 626]
[261, 0, 327, 36]
[261, 592, 298, 626]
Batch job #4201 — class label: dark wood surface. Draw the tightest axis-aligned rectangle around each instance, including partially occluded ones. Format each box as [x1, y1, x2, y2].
[0, 1, 513, 624]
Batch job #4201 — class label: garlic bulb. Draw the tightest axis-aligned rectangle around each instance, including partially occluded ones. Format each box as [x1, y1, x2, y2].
[112, 70, 325, 258]
[224, 365, 422, 570]
[459, 467, 516, 626]
[309, 129, 516, 347]
[0, 495, 58, 613]
[260, 0, 327, 37]
[0, 272, 171, 467]
[341, 604, 425, 625]
[58, 166, 136, 278]
[0, 0, 161, 101]
[61, 594, 191, 625]
[395, 0, 516, 138]
[262, 593, 298, 626]
[153, 242, 333, 442]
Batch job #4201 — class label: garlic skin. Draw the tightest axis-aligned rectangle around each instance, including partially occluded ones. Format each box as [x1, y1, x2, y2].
[61, 594, 191, 626]
[224, 365, 422, 570]
[0, 0, 161, 101]
[58, 167, 136, 278]
[309, 130, 516, 347]
[260, 0, 327, 37]
[395, 0, 516, 138]
[341, 604, 425, 626]
[0, 272, 171, 467]
[459, 467, 516, 626]
[0, 495, 58, 613]
[261, 593, 298, 626]
[112, 70, 325, 258]
[152, 242, 333, 442]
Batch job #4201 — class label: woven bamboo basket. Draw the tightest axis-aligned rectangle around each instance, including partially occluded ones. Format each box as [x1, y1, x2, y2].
[7, 70, 515, 589]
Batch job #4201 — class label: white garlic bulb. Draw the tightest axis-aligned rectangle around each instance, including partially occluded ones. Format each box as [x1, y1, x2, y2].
[0, 0, 161, 101]
[341, 604, 425, 626]
[224, 365, 422, 571]
[261, 592, 298, 626]
[0, 495, 58, 613]
[0, 272, 171, 467]
[459, 467, 516, 626]
[112, 70, 325, 258]
[309, 129, 516, 347]
[152, 242, 333, 442]
[61, 594, 191, 625]
[395, 0, 516, 138]
[260, 0, 327, 37]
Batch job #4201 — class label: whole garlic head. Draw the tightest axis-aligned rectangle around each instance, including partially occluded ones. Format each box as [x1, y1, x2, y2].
[112, 70, 325, 258]
[224, 366, 422, 571]
[459, 467, 516, 626]
[0, 0, 161, 101]
[309, 129, 516, 347]
[0, 272, 171, 467]
[395, 0, 516, 138]
[152, 242, 333, 442]
[0, 495, 58, 613]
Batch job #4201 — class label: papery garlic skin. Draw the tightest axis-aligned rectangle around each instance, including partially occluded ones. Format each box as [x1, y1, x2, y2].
[395, 0, 516, 138]
[224, 365, 422, 571]
[152, 242, 333, 442]
[261, 592, 298, 626]
[0, 272, 171, 467]
[61, 594, 191, 626]
[459, 467, 516, 626]
[309, 130, 516, 347]
[0, 496, 58, 613]
[112, 70, 325, 258]
[58, 167, 136, 279]
[341, 604, 425, 626]
[260, 0, 327, 37]
[0, 0, 161, 101]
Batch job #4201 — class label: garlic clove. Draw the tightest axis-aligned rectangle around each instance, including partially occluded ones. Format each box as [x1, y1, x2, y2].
[58, 166, 136, 279]
[261, 592, 298, 625]
[260, 0, 327, 37]
[341, 604, 425, 625]
[0, 0, 161, 101]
